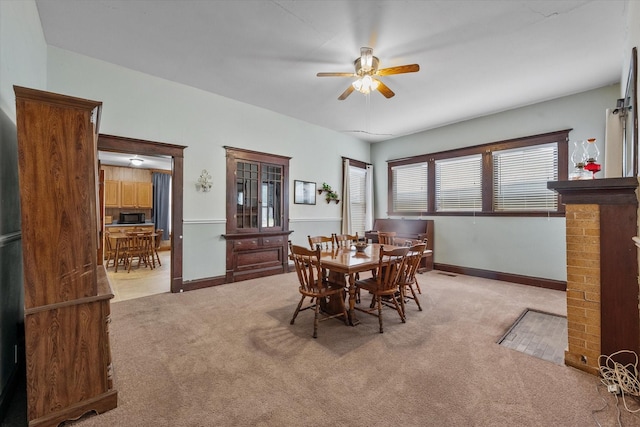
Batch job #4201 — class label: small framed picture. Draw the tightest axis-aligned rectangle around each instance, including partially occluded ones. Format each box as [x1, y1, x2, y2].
[294, 180, 316, 205]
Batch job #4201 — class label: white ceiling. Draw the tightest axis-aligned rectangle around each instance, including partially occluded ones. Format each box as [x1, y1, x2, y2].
[36, 0, 627, 145]
[97, 151, 172, 170]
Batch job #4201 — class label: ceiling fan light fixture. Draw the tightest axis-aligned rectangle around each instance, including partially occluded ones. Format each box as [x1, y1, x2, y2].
[352, 75, 379, 94]
[317, 47, 418, 100]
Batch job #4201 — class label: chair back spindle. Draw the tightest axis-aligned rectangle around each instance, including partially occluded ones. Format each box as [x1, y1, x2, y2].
[375, 246, 410, 291]
[308, 235, 334, 251]
[378, 231, 397, 245]
[333, 233, 359, 248]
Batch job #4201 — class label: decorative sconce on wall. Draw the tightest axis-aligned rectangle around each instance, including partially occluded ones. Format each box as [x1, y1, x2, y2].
[197, 169, 212, 192]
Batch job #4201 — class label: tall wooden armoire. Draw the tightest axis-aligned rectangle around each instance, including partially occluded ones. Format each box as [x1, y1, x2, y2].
[14, 86, 117, 426]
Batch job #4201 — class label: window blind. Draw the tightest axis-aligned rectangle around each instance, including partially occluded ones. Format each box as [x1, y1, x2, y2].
[435, 154, 482, 211]
[391, 162, 428, 212]
[493, 142, 558, 211]
[349, 166, 367, 235]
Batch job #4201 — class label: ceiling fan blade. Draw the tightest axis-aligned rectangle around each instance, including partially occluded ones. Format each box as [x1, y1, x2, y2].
[317, 72, 356, 77]
[375, 80, 395, 98]
[377, 64, 420, 76]
[338, 85, 355, 100]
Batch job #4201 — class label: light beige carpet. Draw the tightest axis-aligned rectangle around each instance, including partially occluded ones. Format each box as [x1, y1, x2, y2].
[63, 270, 639, 427]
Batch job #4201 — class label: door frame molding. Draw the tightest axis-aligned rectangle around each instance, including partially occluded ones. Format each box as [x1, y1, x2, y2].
[98, 133, 186, 293]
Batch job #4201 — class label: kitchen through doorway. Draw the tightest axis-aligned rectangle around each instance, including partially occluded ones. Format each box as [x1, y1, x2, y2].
[99, 150, 172, 300]
[98, 133, 186, 297]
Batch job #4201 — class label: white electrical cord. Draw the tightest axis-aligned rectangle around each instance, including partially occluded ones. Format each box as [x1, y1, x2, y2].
[599, 350, 640, 414]
[592, 382, 622, 427]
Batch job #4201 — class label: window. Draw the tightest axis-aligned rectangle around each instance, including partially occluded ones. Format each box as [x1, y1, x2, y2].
[435, 154, 482, 212]
[343, 158, 372, 236]
[391, 162, 428, 212]
[387, 129, 569, 216]
[493, 143, 558, 211]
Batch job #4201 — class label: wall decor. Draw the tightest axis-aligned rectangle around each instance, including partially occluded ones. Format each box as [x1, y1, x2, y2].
[318, 182, 340, 204]
[294, 180, 316, 205]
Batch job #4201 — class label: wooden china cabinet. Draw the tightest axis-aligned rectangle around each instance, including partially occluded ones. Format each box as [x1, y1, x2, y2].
[14, 86, 117, 426]
[223, 147, 292, 282]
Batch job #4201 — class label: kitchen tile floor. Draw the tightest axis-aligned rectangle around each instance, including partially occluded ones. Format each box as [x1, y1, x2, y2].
[106, 250, 171, 302]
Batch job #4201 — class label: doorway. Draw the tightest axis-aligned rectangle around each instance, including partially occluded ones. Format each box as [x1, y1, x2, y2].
[98, 133, 185, 293]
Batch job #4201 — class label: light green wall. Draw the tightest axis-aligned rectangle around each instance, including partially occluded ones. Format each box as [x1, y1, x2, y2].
[371, 84, 620, 281]
[46, 47, 370, 281]
[3, 0, 639, 289]
[0, 0, 47, 117]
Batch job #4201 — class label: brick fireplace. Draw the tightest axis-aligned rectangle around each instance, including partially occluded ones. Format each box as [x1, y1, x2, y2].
[549, 177, 639, 375]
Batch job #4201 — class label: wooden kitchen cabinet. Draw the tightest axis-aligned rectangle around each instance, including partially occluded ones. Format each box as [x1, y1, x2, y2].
[120, 181, 136, 207]
[15, 86, 117, 426]
[104, 180, 120, 207]
[120, 181, 152, 208]
[136, 181, 153, 208]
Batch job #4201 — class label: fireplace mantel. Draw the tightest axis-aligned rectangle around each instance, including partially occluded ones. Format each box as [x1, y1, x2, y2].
[548, 177, 639, 374]
[548, 177, 639, 205]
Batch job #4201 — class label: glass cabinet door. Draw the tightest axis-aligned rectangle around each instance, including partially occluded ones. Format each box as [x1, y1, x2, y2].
[236, 161, 283, 230]
[261, 164, 282, 228]
[236, 161, 259, 229]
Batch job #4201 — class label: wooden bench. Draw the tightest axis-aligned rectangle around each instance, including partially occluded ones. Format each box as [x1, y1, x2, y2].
[365, 219, 434, 271]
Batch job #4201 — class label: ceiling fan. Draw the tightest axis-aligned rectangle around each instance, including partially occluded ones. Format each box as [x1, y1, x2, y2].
[317, 47, 420, 100]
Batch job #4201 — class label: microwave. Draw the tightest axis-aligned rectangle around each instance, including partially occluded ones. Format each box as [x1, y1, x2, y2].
[119, 212, 145, 224]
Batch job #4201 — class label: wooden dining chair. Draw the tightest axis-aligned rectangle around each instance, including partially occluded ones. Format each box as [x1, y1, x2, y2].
[308, 235, 334, 251]
[125, 231, 155, 272]
[307, 235, 335, 282]
[333, 232, 362, 301]
[333, 233, 359, 248]
[107, 232, 130, 272]
[397, 243, 426, 315]
[104, 231, 118, 268]
[399, 238, 428, 293]
[354, 246, 410, 333]
[289, 242, 349, 338]
[153, 229, 164, 267]
[377, 231, 397, 245]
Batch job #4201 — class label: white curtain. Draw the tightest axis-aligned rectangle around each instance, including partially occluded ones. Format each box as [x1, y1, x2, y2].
[341, 158, 351, 233]
[365, 164, 374, 231]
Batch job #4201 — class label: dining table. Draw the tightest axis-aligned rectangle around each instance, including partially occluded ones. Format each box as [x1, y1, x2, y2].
[106, 231, 157, 272]
[318, 243, 399, 325]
